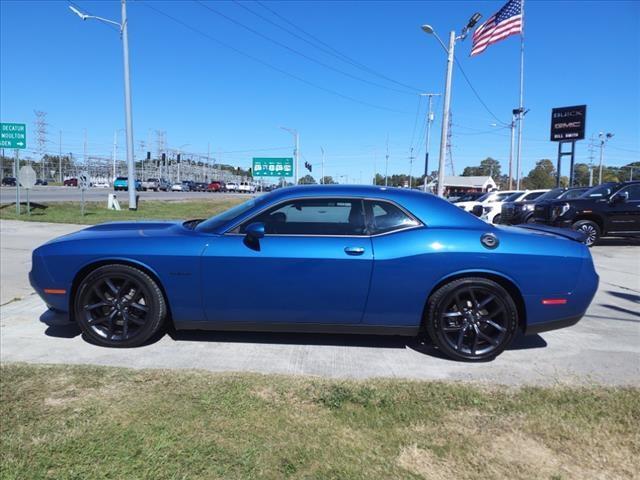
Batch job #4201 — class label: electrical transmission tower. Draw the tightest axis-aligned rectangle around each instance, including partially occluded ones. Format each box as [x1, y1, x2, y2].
[446, 112, 455, 176]
[34, 110, 48, 178]
[155, 130, 166, 179]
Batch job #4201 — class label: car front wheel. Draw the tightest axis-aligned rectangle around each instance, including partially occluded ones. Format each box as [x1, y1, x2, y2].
[74, 264, 167, 347]
[425, 277, 519, 361]
[573, 220, 600, 247]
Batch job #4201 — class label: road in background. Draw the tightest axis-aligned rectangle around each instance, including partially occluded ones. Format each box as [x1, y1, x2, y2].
[1, 219, 638, 384]
[0, 186, 255, 203]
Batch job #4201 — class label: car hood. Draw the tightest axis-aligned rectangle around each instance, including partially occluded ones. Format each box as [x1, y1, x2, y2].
[45, 221, 186, 245]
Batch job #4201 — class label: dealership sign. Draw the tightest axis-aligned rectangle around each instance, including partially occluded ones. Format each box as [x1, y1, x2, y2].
[252, 157, 293, 177]
[550, 105, 587, 141]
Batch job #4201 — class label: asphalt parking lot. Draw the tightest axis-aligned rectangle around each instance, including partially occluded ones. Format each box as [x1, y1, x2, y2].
[1, 219, 638, 385]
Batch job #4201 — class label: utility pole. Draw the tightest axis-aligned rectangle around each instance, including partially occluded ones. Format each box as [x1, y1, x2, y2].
[320, 147, 325, 184]
[83, 129, 88, 172]
[112, 130, 118, 181]
[58, 130, 63, 183]
[421, 93, 440, 192]
[508, 110, 517, 189]
[408, 147, 415, 188]
[587, 134, 596, 187]
[598, 132, 614, 185]
[385, 134, 389, 186]
[280, 127, 299, 184]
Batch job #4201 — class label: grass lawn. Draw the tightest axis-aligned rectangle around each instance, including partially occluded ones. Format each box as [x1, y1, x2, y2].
[1, 364, 638, 479]
[0, 199, 243, 225]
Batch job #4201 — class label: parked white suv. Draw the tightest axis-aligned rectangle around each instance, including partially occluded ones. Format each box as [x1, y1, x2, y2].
[456, 190, 520, 214]
[237, 182, 256, 194]
[481, 189, 549, 224]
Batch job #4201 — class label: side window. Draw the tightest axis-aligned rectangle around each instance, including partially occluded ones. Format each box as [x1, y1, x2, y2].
[239, 198, 366, 236]
[618, 185, 640, 201]
[366, 200, 420, 235]
[522, 191, 545, 201]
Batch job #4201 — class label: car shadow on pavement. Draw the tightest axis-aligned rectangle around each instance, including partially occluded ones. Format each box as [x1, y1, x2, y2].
[39, 308, 81, 339]
[39, 308, 548, 359]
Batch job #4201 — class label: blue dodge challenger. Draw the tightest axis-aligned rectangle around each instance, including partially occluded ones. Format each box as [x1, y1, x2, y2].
[30, 185, 598, 361]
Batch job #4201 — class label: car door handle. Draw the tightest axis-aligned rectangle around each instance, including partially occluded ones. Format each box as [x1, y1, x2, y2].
[344, 246, 365, 256]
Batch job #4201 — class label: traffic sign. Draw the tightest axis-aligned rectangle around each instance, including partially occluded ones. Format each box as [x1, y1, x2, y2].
[0, 123, 27, 149]
[252, 157, 293, 177]
[19, 165, 37, 189]
[79, 171, 90, 190]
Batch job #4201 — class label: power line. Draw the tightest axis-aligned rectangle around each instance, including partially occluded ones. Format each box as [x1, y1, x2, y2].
[194, 0, 415, 96]
[137, 1, 406, 114]
[408, 95, 423, 155]
[249, 0, 424, 93]
[453, 54, 508, 126]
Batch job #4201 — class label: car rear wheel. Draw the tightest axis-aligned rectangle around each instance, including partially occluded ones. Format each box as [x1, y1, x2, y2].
[425, 277, 518, 361]
[74, 265, 166, 347]
[572, 220, 600, 247]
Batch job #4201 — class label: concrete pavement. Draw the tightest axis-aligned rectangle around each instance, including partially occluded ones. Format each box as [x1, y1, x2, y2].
[1, 219, 639, 385]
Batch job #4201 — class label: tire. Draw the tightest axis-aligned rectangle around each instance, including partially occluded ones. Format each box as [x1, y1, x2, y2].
[492, 214, 502, 225]
[74, 264, 167, 348]
[525, 215, 535, 224]
[425, 277, 519, 361]
[573, 220, 600, 247]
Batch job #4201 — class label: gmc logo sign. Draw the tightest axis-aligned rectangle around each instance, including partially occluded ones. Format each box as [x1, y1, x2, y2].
[550, 105, 587, 142]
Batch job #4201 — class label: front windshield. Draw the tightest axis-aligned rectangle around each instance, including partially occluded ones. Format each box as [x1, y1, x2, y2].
[504, 192, 523, 202]
[562, 188, 587, 199]
[196, 198, 258, 232]
[535, 188, 563, 201]
[457, 193, 479, 202]
[582, 183, 615, 198]
[476, 192, 491, 202]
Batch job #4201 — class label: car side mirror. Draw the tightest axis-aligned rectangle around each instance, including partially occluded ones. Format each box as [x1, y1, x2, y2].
[611, 191, 628, 204]
[245, 222, 265, 240]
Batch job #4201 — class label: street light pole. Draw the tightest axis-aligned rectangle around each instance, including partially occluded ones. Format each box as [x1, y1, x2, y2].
[508, 110, 517, 189]
[69, 0, 137, 209]
[320, 147, 325, 184]
[422, 12, 481, 198]
[280, 127, 299, 184]
[598, 132, 614, 185]
[436, 30, 455, 198]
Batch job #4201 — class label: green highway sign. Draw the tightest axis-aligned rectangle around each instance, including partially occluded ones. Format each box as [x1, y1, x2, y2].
[252, 157, 293, 177]
[0, 122, 26, 149]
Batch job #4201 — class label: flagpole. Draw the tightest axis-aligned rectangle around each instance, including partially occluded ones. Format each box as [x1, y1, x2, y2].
[515, 0, 525, 189]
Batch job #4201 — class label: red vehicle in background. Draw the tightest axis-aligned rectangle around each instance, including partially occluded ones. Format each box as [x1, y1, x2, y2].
[63, 178, 78, 187]
[207, 180, 225, 192]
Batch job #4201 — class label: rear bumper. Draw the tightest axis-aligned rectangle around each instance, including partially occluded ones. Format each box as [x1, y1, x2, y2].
[524, 314, 583, 335]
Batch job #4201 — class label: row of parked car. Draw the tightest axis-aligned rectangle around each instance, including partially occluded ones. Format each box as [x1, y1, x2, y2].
[452, 181, 640, 246]
[112, 177, 260, 193]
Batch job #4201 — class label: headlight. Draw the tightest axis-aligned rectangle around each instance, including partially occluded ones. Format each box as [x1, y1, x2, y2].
[523, 204, 534, 211]
[552, 202, 570, 219]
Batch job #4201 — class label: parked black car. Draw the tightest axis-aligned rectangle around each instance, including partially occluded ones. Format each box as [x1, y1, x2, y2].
[2, 177, 17, 186]
[532, 181, 640, 246]
[35, 179, 48, 185]
[500, 187, 588, 225]
[193, 182, 208, 192]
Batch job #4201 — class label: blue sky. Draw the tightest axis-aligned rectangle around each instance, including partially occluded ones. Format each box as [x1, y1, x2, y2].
[1, 0, 638, 182]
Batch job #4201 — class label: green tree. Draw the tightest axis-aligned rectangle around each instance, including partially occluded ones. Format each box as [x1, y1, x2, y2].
[462, 157, 501, 177]
[523, 159, 557, 189]
[320, 176, 336, 184]
[298, 174, 316, 185]
[572, 163, 591, 187]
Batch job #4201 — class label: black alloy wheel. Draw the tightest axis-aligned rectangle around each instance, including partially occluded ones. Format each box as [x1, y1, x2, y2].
[572, 220, 600, 247]
[426, 277, 518, 361]
[74, 265, 166, 347]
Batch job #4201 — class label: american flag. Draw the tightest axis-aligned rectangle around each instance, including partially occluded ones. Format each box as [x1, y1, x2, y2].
[471, 0, 523, 57]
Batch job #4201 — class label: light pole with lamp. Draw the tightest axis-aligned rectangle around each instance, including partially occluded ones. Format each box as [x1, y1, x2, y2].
[69, 1, 137, 210]
[280, 127, 299, 184]
[598, 132, 614, 185]
[421, 12, 482, 198]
